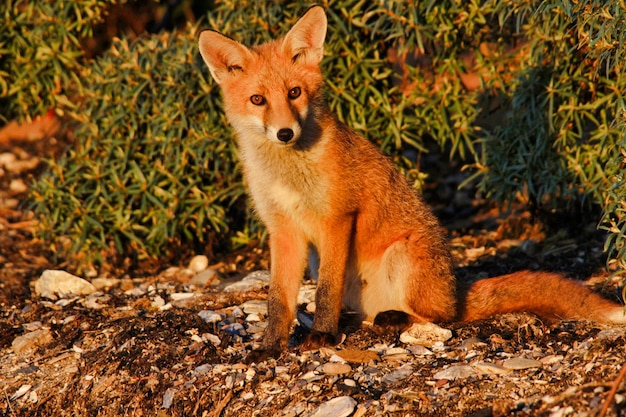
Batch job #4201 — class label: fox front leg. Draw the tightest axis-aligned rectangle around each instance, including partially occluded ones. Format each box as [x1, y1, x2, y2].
[302, 216, 353, 349]
[247, 223, 308, 363]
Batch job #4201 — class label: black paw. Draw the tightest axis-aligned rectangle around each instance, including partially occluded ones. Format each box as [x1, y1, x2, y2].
[245, 348, 281, 364]
[373, 310, 411, 330]
[301, 330, 338, 350]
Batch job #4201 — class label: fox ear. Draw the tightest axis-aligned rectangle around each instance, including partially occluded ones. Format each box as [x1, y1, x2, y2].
[282, 5, 327, 65]
[198, 30, 252, 84]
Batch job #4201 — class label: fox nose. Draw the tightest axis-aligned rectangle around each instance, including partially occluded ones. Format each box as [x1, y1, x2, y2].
[277, 128, 294, 143]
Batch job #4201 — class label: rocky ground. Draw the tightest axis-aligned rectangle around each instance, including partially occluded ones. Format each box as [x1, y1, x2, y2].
[1, 119, 625, 417]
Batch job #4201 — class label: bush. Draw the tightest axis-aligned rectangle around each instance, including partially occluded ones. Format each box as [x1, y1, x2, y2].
[476, 0, 626, 211]
[600, 130, 626, 284]
[0, 0, 114, 123]
[15, 0, 626, 281]
[31, 29, 246, 267]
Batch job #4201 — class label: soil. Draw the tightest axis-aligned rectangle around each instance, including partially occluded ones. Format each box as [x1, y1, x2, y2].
[1, 121, 625, 417]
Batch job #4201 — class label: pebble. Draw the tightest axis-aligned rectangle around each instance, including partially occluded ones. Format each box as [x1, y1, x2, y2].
[319, 362, 352, 375]
[303, 396, 357, 417]
[90, 278, 121, 290]
[399, 322, 452, 346]
[383, 347, 412, 362]
[188, 269, 217, 286]
[473, 361, 510, 375]
[169, 293, 196, 301]
[12, 329, 53, 355]
[433, 365, 477, 380]
[503, 357, 543, 370]
[198, 310, 223, 324]
[242, 313, 258, 322]
[223, 270, 270, 292]
[540, 355, 564, 365]
[9, 178, 28, 194]
[381, 364, 414, 385]
[297, 284, 317, 304]
[188, 255, 209, 273]
[10, 384, 32, 401]
[162, 387, 176, 409]
[241, 300, 268, 315]
[34, 270, 97, 299]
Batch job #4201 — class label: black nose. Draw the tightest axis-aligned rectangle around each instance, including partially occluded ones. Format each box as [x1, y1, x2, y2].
[277, 128, 294, 143]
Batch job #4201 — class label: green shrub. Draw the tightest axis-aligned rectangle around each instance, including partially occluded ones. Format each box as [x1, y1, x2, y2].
[19, 0, 626, 281]
[31, 29, 246, 267]
[476, 0, 626, 211]
[600, 129, 626, 285]
[0, 0, 115, 123]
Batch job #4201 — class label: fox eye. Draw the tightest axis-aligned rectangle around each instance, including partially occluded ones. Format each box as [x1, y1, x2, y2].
[250, 95, 266, 106]
[288, 87, 301, 99]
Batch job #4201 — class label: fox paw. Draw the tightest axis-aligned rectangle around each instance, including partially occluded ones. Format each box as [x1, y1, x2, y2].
[245, 348, 282, 364]
[373, 310, 411, 330]
[301, 331, 338, 350]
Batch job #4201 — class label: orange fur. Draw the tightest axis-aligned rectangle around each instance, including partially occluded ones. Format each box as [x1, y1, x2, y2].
[198, 6, 625, 357]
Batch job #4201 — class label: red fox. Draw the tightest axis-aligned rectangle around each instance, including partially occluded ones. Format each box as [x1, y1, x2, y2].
[198, 6, 625, 359]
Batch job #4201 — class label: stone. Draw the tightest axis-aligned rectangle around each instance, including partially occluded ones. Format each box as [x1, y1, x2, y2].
[223, 270, 270, 292]
[241, 300, 268, 315]
[473, 361, 509, 375]
[12, 329, 53, 355]
[34, 270, 97, 299]
[319, 362, 352, 375]
[304, 396, 357, 417]
[188, 269, 218, 286]
[91, 278, 121, 290]
[433, 365, 477, 380]
[399, 322, 452, 346]
[188, 255, 209, 273]
[503, 357, 542, 370]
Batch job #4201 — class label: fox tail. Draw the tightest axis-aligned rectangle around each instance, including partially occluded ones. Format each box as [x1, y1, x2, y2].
[457, 270, 626, 324]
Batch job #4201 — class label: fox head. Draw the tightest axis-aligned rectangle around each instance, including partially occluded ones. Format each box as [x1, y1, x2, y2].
[198, 6, 327, 147]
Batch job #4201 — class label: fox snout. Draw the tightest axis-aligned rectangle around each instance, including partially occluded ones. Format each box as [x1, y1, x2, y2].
[277, 128, 294, 143]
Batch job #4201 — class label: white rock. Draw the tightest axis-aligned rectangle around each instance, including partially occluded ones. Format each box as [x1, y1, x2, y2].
[399, 322, 452, 346]
[202, 333, 221, 346]
[189, 269, 218, 286]
[304, 396, 357, 417]
[297, 284, 317, 304]
[473, 361, 509, 375]
[91, 278, 121, 290]
[381, 364, 414, 385]
[12, 329, 53, 355]
[198, 310, 223, 324]
[9, 178, 28, 194]
[188, 255, 209, 273]
[34, 270, 96, 299]
[245, 313, 262, 322]
[223, 270, 270, 292]
[433, 365, 477, 380]
[319, 362, 352, 375]
[503, 357, 542, 370]
[241, 300, 268, 315]
[10, 384, 32, 401]
[162, 388, 176, 409]
[169, 293, 196, 301]
[0, 152, 16, 167]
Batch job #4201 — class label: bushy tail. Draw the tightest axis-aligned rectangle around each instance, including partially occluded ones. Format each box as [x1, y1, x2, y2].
[457, 271, 626, 324]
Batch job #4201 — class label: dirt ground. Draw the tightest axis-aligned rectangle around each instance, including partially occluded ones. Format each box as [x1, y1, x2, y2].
[1, 121, 625, 417]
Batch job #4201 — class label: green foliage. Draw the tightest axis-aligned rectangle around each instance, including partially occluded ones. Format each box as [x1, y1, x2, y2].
[599, 129, 626, 283]
[31, 29, 246, 266]
[477, 0, 626, 211]
[14, 0, 626, 279]
[0, 0, 114, 123]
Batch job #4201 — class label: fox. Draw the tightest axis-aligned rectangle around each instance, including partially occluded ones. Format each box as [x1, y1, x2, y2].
[198, 5, 625, 359]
